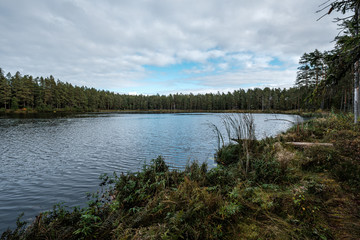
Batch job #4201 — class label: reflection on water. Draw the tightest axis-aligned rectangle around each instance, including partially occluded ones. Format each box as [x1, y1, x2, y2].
[0, 113, 302, 232]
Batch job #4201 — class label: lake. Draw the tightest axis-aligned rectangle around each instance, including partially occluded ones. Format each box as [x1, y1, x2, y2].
[0, 112, 302, 232]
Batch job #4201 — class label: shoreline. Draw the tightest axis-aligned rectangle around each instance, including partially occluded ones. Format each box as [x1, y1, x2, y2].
[0, 108, 326, 118]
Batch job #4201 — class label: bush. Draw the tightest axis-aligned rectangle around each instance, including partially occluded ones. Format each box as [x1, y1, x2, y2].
[215, 144, 241, 166]
[301, 146, 338, 172]
[332, 158, 360, 188]
[250, 157, 285, 184]
[205, 166, 240, 194]
[184, 160, 208, 184]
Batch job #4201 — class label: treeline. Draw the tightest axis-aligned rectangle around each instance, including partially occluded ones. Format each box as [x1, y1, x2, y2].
[0, 68, 346, 112]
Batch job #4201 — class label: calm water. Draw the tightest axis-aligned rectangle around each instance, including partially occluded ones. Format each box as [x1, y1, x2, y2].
[0, 113, 302, 232]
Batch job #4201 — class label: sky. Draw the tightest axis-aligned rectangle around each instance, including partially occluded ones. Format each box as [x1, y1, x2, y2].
[0, 0, 341, 95]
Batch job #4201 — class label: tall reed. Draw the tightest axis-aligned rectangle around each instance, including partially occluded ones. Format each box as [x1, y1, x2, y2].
[211, 113, 255, 174]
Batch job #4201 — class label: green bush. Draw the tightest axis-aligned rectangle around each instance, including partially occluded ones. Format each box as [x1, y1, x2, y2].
[205, 166, 240, 194]
[332, 158, 360, 188]
[215, 144, 241, 166]
[250, 157, 285, 184]
[302, 146, 338, 172]
[184, 160, 208, 184]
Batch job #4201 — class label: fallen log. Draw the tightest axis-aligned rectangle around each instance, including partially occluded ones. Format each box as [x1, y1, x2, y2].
[285, 142, 333, 148]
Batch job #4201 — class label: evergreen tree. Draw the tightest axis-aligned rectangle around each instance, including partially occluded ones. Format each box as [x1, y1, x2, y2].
[0, 68, 11, 109]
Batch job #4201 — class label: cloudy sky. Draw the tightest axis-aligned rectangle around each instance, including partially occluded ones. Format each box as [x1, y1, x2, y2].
[0, 0, 340, 95]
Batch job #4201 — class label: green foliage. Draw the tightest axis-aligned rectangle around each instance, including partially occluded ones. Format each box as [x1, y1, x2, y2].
[215, 143, 241, 166]
[73, 210, 102, 238]
[206, 165, 240, 193]
[184, 160, 208, 183]
[302, 146, 338, 172]
[250, 157, 284, 184]
[10, 97, 18, 110]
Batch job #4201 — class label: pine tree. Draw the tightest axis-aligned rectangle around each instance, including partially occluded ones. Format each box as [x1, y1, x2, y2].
[0, 68, 11, 109]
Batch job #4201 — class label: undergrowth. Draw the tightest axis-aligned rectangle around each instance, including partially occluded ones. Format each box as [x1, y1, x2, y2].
[1, 113, 359, 239]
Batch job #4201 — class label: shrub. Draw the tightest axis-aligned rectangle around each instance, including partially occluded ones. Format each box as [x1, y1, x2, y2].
[251, 157, 281, 183]
[205, 166, 240, 194]
[215, 144, 241, 166]
[301, 146, 338, 172]
[184, 160, 208, 184]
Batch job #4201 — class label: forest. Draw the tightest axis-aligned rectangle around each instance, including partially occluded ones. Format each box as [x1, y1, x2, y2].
[0, 65, 353, 113]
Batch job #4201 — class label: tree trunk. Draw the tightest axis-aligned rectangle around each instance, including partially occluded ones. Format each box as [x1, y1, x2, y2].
[355, 63, 359, 122]
[286, 142, 333, 148]
[341, 94, 343, 112]
[355, 3, 360, 123]
[344, 89, 347, 112]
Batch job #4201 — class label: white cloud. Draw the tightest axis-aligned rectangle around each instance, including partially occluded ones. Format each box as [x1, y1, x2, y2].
[218, 63, 229, 70]
[190, 68, 296, 89]
[0, 0, 340, 94]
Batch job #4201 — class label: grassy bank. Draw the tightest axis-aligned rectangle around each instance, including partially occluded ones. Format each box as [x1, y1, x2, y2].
[2, 113, 359, 239]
